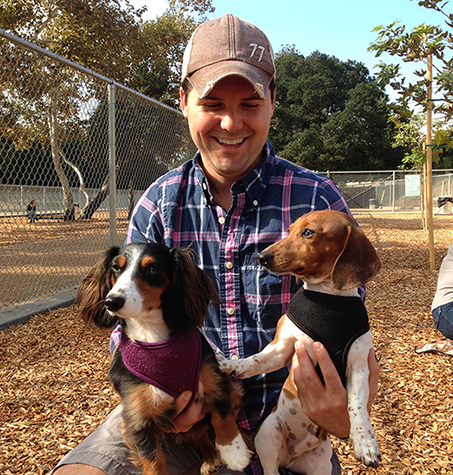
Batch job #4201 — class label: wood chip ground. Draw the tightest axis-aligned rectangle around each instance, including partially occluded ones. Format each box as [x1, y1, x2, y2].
[1, 213, 453, 474]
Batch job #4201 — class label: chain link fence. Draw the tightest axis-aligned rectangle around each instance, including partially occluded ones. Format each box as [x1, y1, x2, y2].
[0, 30, 195, 316]
[326, 170, 453, 212]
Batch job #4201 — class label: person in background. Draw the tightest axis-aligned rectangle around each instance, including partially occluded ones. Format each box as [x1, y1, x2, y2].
[53, 14, 380, 475]
[416, 243, 453, 355]
[26, 200, 37, 223]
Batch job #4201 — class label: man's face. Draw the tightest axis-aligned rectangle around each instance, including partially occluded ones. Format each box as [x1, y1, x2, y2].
[180, 76, 275, 185]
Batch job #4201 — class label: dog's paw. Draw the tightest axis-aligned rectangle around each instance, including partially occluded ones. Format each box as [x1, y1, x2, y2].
[217, 433, 252, 471]
[215, 354, 257, 379]
[353, 436, 381, 468]
[200, 453, 222, 475]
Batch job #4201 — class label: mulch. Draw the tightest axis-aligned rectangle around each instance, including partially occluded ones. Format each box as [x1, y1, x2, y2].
[1, 212, 453, 474]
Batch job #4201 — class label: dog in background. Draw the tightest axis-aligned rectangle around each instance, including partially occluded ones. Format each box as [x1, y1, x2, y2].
[77, 242, 251, 475]
[218, 210, 381, 475]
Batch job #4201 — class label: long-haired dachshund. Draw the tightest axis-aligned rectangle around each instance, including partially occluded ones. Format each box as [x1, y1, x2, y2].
[77, 242, 251, 475]
[218, 210, 381, 475]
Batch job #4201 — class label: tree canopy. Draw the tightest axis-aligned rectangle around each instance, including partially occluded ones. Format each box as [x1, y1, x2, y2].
[269, 50, 404, 171]
[368, 0, 453, 169]
[369, 0, 453, 118]
[1, 0, 413, 209]
[0, 0, 146, 82]
[0, 0, 210, 219]
[131, 0, 214, 107]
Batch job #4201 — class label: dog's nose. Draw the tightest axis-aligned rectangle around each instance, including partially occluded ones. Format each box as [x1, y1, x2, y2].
[105, 295, 125, 312]
[258, 251, 274, 267]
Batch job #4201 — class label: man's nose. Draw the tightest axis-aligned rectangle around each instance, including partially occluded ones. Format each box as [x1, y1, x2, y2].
[220, 109, 243, 132]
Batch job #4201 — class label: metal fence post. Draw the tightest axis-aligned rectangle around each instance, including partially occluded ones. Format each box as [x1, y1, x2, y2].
[420, 171, 423, 212]
[392, 171, 396, 212]
[108, 83, 117, 247]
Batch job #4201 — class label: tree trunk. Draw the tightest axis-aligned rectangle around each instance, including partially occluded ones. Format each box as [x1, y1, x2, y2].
[47, 89, 75, 221]
[79, 158, 128, 220]
[60, 148, 90, 210]
[79, 175, 110, 220]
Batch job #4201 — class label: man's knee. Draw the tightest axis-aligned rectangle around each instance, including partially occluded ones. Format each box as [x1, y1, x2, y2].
[53, 464, 106, 475]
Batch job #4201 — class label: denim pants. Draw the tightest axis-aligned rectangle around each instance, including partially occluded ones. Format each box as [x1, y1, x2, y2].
[432, 302, 453, 339]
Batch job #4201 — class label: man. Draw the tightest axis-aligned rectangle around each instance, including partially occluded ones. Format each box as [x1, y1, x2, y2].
[54, 14, 379, 475]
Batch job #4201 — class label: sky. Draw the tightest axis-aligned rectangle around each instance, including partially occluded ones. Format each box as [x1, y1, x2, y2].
[133, 0, 447, 99]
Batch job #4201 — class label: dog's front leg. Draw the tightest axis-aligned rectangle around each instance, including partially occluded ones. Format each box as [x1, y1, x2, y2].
[184, 421, 223, 475]
[138, 441, 168, 475]
[122, 417, 169, 475]
[217, 316, 299, 378]
[120, 383, 176, 475]
[200, 367, 252, 472]
[210, 408, 252, 471]
[346, 332, 381, 468]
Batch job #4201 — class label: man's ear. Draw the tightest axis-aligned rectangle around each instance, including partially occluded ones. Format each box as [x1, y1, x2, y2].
[180, 87, 189, 117]
[271, 92, 276, 115]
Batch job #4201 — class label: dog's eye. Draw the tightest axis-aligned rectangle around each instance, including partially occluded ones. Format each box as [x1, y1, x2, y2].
[302, 228, 314, 238]
[144, 265, 159, 275]
[112, 263, 121, 273]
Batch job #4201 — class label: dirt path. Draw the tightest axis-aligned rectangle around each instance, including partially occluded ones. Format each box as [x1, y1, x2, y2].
[1, 213, 453, 474]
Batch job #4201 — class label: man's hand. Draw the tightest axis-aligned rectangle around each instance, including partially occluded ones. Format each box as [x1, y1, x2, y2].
[165, 391, 206, 433]
[292, 341, 380, 439]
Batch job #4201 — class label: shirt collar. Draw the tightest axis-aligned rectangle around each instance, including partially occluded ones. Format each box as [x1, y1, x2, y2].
[193, 141, 276, 209]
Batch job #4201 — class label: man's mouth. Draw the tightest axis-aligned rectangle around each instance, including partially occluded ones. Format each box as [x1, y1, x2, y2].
[216, 137, 245, 146]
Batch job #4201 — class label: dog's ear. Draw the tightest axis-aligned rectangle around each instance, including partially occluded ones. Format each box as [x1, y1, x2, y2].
[77, 246, 121, 328]
[331, 223, 381, 291]
[163, 248, 219, 330]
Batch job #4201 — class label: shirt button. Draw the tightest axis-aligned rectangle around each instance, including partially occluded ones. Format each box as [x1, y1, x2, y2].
[227, 308, 235, 315]
[231, 354, 239, 360]
[226, 261, 233, 270]
[218, 217, 225, 224]
[253, 200, 259, 206]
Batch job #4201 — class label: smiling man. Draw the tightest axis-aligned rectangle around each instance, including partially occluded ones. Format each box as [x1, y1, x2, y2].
[53, 14, 379, 475]
[181, 75, 275, 211]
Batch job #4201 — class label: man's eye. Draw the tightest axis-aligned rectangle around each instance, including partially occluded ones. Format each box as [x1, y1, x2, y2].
[204, 102, 221, 108]
[302, 228, 314, 238]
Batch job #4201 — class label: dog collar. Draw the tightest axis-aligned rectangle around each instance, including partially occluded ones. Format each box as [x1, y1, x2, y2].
[120, 329, 202, 401]
[286, 289, 370, 387]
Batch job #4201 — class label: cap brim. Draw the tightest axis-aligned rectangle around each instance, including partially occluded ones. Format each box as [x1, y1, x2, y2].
[188, 60, 273, 99]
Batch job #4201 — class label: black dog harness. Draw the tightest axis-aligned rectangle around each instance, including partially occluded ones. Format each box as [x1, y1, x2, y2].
[286, 288, 370, 387]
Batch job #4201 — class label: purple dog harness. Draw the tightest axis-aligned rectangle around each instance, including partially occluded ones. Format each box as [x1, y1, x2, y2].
[120, 328, 203, 402]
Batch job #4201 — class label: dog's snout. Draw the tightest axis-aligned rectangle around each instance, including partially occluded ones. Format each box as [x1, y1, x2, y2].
[105, 294, 125, 312]
[258, 251, 274, 268]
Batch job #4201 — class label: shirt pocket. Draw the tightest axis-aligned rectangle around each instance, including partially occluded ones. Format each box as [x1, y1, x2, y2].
[241, 253, 288, 329]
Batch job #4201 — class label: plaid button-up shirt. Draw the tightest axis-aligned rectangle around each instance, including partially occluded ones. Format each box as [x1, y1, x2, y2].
[111, 141, 351, 474]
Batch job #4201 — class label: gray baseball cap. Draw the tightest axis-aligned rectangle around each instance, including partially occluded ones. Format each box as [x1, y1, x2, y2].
[181, 14, 275, 99]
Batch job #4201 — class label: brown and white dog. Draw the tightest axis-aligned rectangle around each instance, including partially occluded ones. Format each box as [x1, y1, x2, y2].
[77, 242, 251, 475]
[218, 210, 381, 475]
